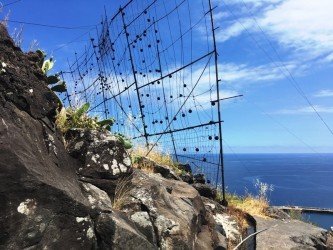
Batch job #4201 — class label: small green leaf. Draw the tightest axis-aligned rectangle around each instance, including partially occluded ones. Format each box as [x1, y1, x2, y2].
[42, 57, 54, 74]
[51, 81, 67, 92]
[97, 118, 115, 127]
[75, 103, 90, 118]
[123, 141, 132, 149]
[47, 74, 60, 85]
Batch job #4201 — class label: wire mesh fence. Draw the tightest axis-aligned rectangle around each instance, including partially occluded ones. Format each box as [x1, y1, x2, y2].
[59, 0, 224, 187]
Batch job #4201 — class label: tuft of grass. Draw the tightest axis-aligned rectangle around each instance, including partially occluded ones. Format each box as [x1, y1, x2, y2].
[216, 179, 273, 218]
[216, 191, 269, 217]
[130, 144, 183, 174]
[111, 175, 133, 210]
[287, 209, 317, 226]
[230, 194, 270, 218]
[288, 209, 303, 220]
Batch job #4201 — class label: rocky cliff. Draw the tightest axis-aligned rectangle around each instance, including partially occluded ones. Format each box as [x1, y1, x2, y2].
[0, 24, 331, 250]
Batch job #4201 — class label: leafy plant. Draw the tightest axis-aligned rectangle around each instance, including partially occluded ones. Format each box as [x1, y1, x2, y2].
[56, 102, 115, 133]
[36, 49, 67, 93]
[114, 133, 132, 149]
[42, 57, 54, 74]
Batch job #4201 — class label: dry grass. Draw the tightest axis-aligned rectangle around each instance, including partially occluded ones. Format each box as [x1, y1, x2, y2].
[132, 145, 175, 166]
[232, 196, 269, 218]
[130, 144, 182, 174]
[111, 174, 133, 210]
[226, 192, 269, 218]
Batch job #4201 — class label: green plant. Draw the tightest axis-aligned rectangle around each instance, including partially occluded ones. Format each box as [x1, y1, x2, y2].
[288, 209, 303, 220]
[36, 49, 67, 93]
[114, 132, 133, 149]
[56, 102, 115, 133]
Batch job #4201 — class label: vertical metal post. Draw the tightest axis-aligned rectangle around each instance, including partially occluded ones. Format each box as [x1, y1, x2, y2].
[208, 0, 227, 206]
[120, 7, 149, 147]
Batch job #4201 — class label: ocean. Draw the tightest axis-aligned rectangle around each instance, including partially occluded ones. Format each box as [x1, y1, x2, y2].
[222, 153, 333, 230]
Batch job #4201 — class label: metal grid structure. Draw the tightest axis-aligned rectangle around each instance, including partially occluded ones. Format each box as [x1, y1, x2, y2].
[59, 0, 227, 201]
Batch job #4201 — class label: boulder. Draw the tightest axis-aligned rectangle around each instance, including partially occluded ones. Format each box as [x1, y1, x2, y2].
[134, 156, 181, 181]
[179, 173, 194, 184]
[120, 169, 213, 249]
[177, 163, 192, 174]
[193, 174, 206, 184]
[192, 183, 217, 200]
[95, 212, 156, 250]
[255, 216, 328, 250]
[65, 128, 132, 179]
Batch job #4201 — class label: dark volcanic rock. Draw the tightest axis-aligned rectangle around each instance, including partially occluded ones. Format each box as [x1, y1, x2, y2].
[0, 24, 100, 249]
[0, 26, 59, 121]
[118, 169, 228, 250]
[177, 163, 192, 174]
[193, 173, 206, 184]
[134, 156, 181, 180]
[192, 183, 217, 199]
[179, 173, 194, 184]
[95, 212, 155, 250]
[65, 128, 132, 179]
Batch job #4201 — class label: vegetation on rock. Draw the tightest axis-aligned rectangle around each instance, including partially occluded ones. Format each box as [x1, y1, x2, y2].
[56, 102, 115, 133]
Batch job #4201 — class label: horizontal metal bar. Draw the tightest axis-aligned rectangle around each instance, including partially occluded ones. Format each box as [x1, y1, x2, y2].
[133, 120, 222, 139]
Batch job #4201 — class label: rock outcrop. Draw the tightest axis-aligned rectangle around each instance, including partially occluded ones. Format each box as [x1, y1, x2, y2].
[255, 216, 328, 250]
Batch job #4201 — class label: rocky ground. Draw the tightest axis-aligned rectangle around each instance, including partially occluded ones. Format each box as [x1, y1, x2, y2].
[255, 215, 328, 249]
[0, 24, 331, 249]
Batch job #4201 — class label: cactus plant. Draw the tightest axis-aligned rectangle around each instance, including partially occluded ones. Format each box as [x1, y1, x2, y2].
[37, 49, 67, 93]
[55, 102, 116, 134]
[42, 57, 54, 74]
[114, 132, 132, 149]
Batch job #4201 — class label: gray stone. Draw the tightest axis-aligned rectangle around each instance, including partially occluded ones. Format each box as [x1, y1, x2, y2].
[95, 212, 156, 250]
[134, 156, 181, 181]
[80, 182, 113, 213]
[178, 164, 192, 174]
[131, 211, 157, 245]
[192, 183, 217, 199]
[193, 174, 206, 184]
[65, 128, 132, 179]
[255, 216, 328, 250]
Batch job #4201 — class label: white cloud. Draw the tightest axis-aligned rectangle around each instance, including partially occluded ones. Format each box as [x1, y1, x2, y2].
[314, 90, 333, 98]
[260, 0, 333, 57]
[323, 53, 333, 63]
[217, 0, 333, 61]
[227, 0, 282, 8]
[274, 105, 333, 114]
[219, 62, 297, 83]
[216, 19, 254, 42]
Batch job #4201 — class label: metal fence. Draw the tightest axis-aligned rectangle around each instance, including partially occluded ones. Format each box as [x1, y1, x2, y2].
[59, 0, 225, 190]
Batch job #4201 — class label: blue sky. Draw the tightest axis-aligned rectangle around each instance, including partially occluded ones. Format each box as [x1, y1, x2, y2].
[1, 0, 332, 153]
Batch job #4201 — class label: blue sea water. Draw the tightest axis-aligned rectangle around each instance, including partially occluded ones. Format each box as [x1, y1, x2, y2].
[221, 153, 333, 230]
[202, 153, 333, 230]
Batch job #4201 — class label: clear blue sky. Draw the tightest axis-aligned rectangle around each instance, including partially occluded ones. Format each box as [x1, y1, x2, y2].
[1, 0, 332, 153]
